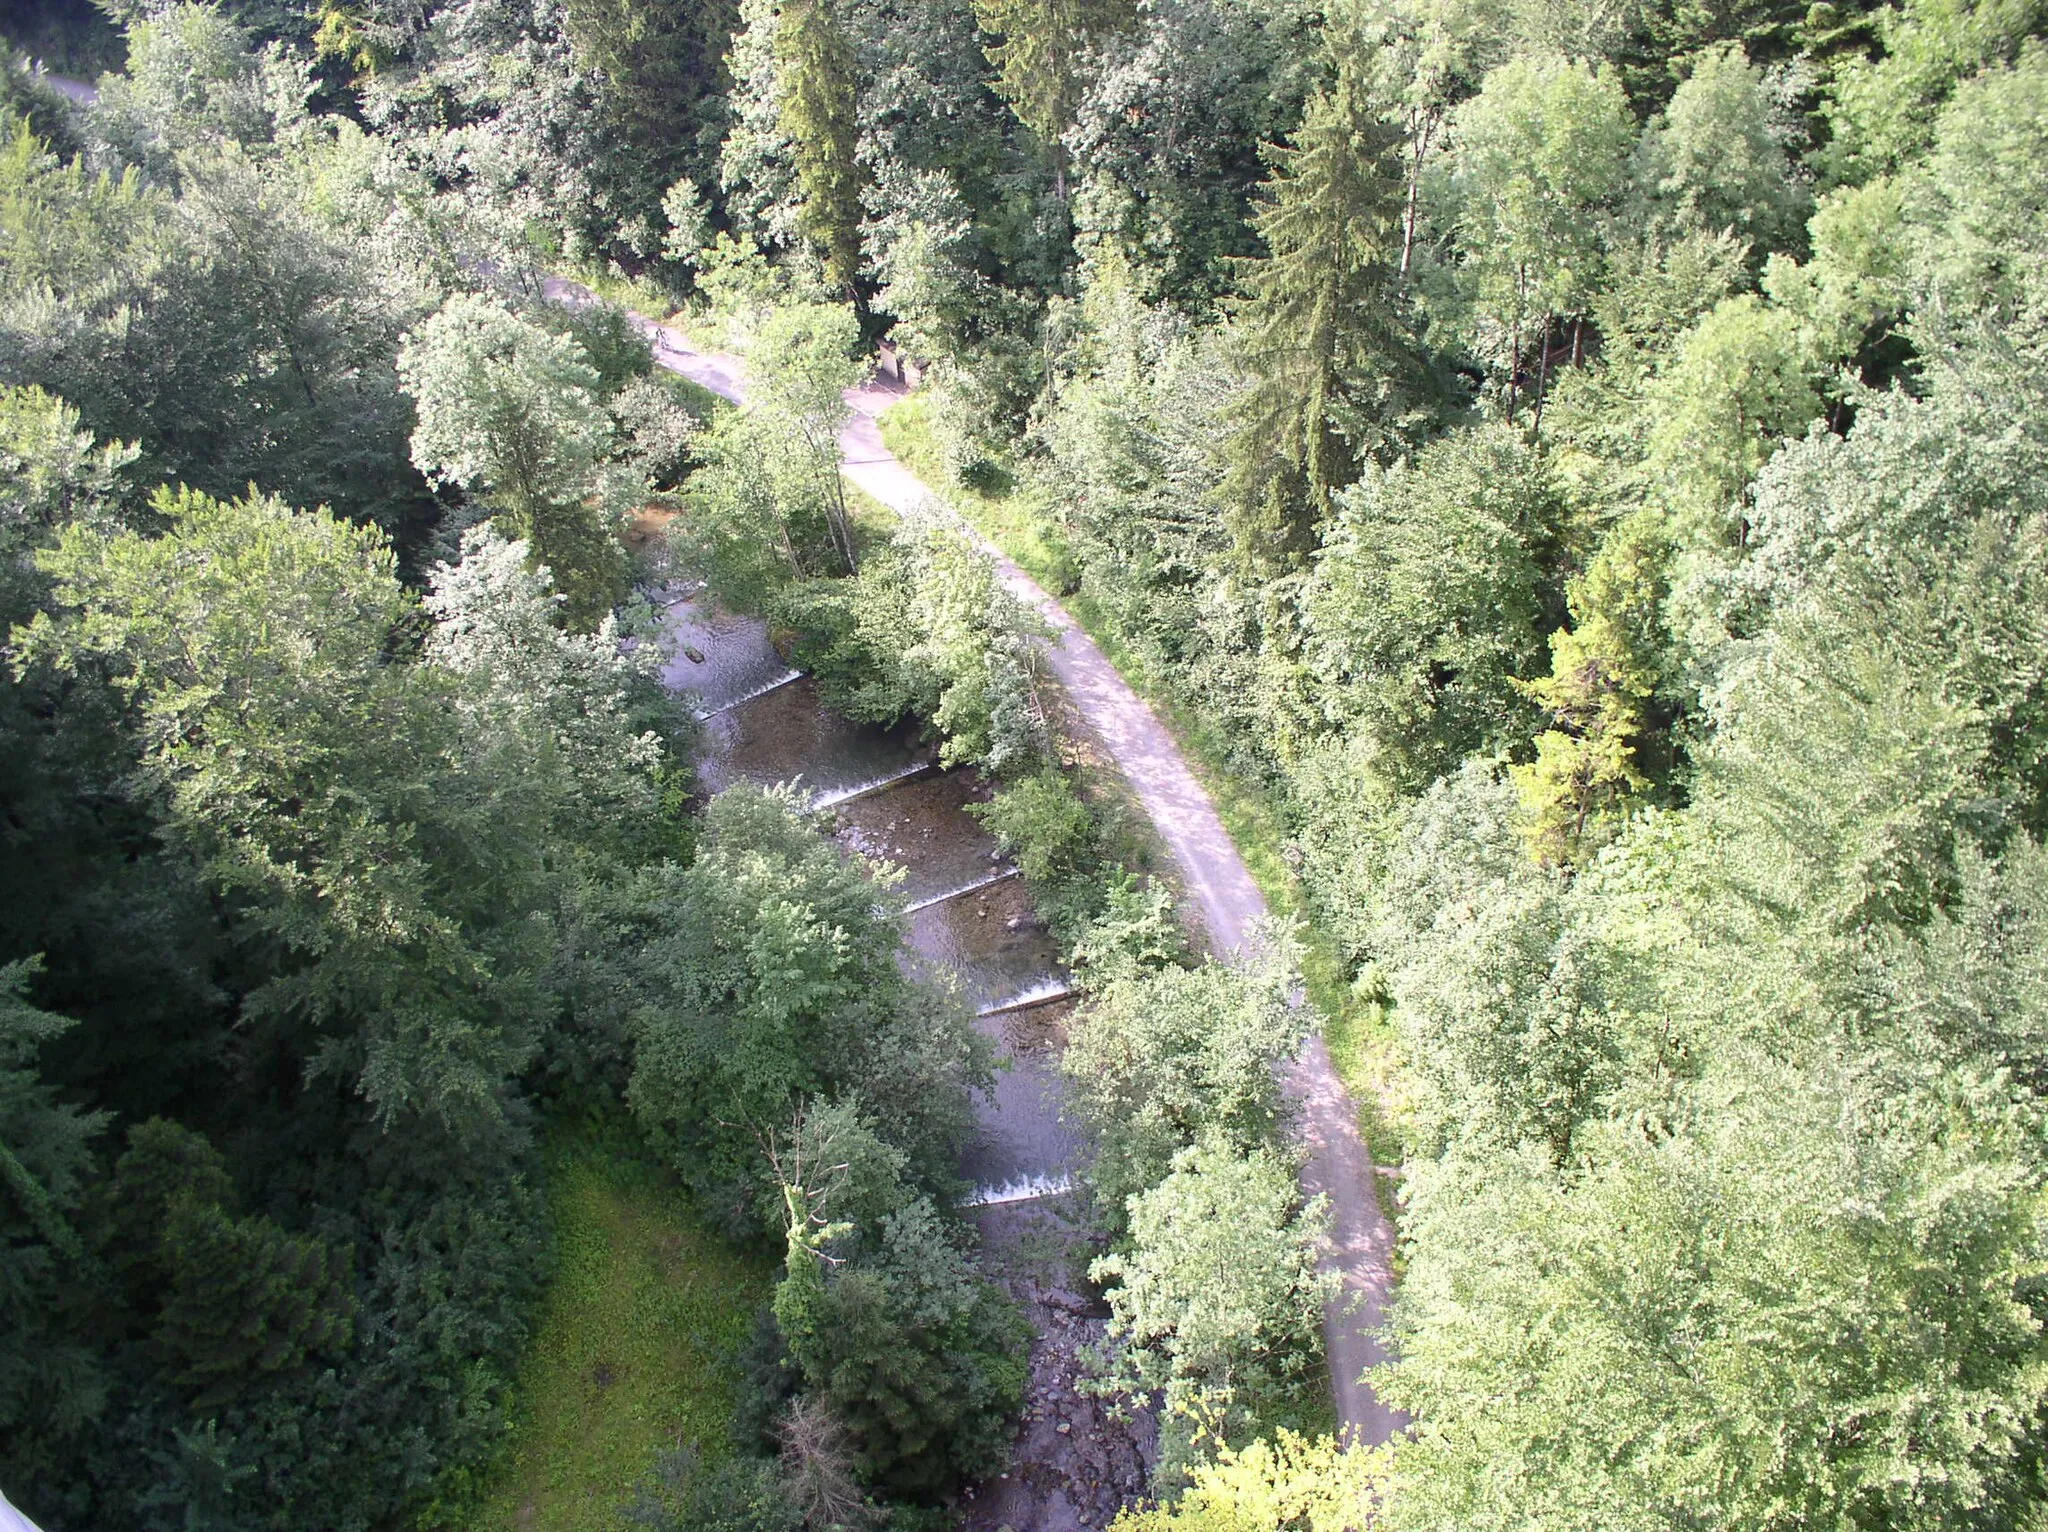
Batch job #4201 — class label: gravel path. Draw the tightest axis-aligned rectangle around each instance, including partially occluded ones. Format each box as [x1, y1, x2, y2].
[590, 291, 1404, 1446]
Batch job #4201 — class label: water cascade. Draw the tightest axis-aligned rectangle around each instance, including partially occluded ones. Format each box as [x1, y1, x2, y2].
[976, 977, 1077, 1018]
[965, 1172, 1075, 1208]
[692, 668, 804, 720]
[903, 866, 1021, 913]
[811, 759, 938, 810]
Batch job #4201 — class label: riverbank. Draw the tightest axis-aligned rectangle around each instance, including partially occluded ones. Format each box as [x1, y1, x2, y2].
[547, 270, 1400, 1446]
[875, 397, 1411, 1181]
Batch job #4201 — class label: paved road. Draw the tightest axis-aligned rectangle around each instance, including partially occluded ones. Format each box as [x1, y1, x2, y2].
[578, 288, 1404, 1446]
[33, 70, 98, 105]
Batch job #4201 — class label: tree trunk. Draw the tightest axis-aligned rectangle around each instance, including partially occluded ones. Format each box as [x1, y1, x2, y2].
[1506, 326, 1520, 425]
[1532, 319, 1552, 437]
[1400, 106, 1440, 277]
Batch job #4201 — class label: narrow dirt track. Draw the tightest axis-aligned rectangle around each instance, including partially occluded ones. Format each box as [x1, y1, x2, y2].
[595, 291, 1404, 1446]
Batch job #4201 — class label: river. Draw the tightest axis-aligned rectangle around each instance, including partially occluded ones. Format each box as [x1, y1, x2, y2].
[663, 588, 1155, 1527]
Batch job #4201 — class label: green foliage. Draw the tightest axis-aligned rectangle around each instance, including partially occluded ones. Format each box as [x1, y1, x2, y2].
[1303, 425, 1561, 790]
[0, 961, 107, 1460]
[0, 116, 435, 541]
[1431, 52, 1637, 422]
[1108, 1428, 1381, 1531]
[24, 486, 556, 1137]
[974, 0, 1135, 181]
[90, 2, 308, 181]
[1067, 0, 1314, 307]
[1647, 291, 1822, 520]
[1511, 512, 1671, 865]
[776, 0, 862, 291]
[1382, 1051, 2048, 1530]
[1631, 43, 1806, 255]
[627, 1448, 810, 1532]
[559, 0, 737, 263]
[621, 784, 991, 1205]
[399, 292, 632, 628]
[1821, 0, 2048, 179]
[777, 1192, 1029, 1496]
[679, 303, 864, 595]
[783, 516, 1046, 771]
[1091, 1135, 1333, 1474]
[1372, 766, 1640, 1158]
[1225, 25, 1416, 562]
[11, 0, 2048, 1522]
[967, 766, 1112, 937]
[1067, 870, 1190, 982]
[1062, 942, 1307, 1220]
[155, 1197, 356, 1412]
[1364, 318, 2048, 1530]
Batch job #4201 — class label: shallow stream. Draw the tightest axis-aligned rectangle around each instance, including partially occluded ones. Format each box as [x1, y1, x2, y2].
[664, 591, 1083, 1203]
[664, 589, 1155, 1528]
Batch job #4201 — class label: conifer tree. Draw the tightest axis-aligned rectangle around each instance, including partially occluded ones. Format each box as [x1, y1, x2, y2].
[0, 962, 108, 1454]
[1511, 513, 1669, 866]
[1223, 20, 1415, 571]
[776, 0, 863, 293]
[973, 0, 1135, 196]
[155, 1199, 356, 1412]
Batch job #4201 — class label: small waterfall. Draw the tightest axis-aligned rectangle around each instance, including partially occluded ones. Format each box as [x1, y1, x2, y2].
[811, 760, 936, 811]
[693, 669, 804, 720]
[904, 867, 1021, 914]
[976, 977, 1076, 1018]
[966, 1172, 1075, 1208]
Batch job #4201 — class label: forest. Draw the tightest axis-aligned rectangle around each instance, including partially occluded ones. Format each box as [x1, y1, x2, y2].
[2, 0, 2047, 1526]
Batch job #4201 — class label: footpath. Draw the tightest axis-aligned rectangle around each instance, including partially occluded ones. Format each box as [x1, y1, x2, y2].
[564, 282, 1405, 1446]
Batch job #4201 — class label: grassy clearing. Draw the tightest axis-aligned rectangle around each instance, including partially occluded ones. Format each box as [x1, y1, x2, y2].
[559, 262, 682, 328]
[878, 404, 1410, 1193]
[880, 395, 1074, 579]
[452, 1137, 772, 1532]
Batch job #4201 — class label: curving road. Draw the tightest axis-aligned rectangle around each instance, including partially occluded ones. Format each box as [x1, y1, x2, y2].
[560, 283, 1405, 1447]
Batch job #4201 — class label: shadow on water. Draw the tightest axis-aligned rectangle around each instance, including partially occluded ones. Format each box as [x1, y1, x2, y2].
[666, 591, 1081, 1205]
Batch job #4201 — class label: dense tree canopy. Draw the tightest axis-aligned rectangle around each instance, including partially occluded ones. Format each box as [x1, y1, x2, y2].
[7, 0, 2048, 1524]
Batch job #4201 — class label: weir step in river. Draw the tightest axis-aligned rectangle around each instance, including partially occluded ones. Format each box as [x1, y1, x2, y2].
[976, 977, 1078, 1018]
[965, 1172, 1076, 1207]
[663, 586, 1083, 1206]
[811, 759, 938, 810]
[692, 667, 804, 719]
[904, 866, 1021, 913]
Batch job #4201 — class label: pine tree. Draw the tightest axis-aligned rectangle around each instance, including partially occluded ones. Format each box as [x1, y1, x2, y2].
[155, 1198, 356, 1412]
[776, 0, 863, 293]
[973, 0, 1135, 196]
[1223, 23, 1415, 571]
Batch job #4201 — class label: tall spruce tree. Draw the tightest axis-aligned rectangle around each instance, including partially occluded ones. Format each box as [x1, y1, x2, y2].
[776, 0, 863, 292]
[1223, 18, 1415, 571]
[973, 0, 1135, 196]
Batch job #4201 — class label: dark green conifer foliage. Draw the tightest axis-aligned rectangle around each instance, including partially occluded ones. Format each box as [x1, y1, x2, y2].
[1224, 21, 1415, 571]
[974, 0, 1135, 194]
[0, 962, 109, 1455]
[154, 1198, 356, 1411]
[777, 0, 862, 292]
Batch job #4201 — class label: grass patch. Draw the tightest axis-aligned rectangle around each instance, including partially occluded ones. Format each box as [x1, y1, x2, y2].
[560, 262, 684, 328]
[451, 1135, 773, 1532]
[879, 395, 1073, 582]
[648, 363, 729, 423]
[878, 399, 1410, 1195]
